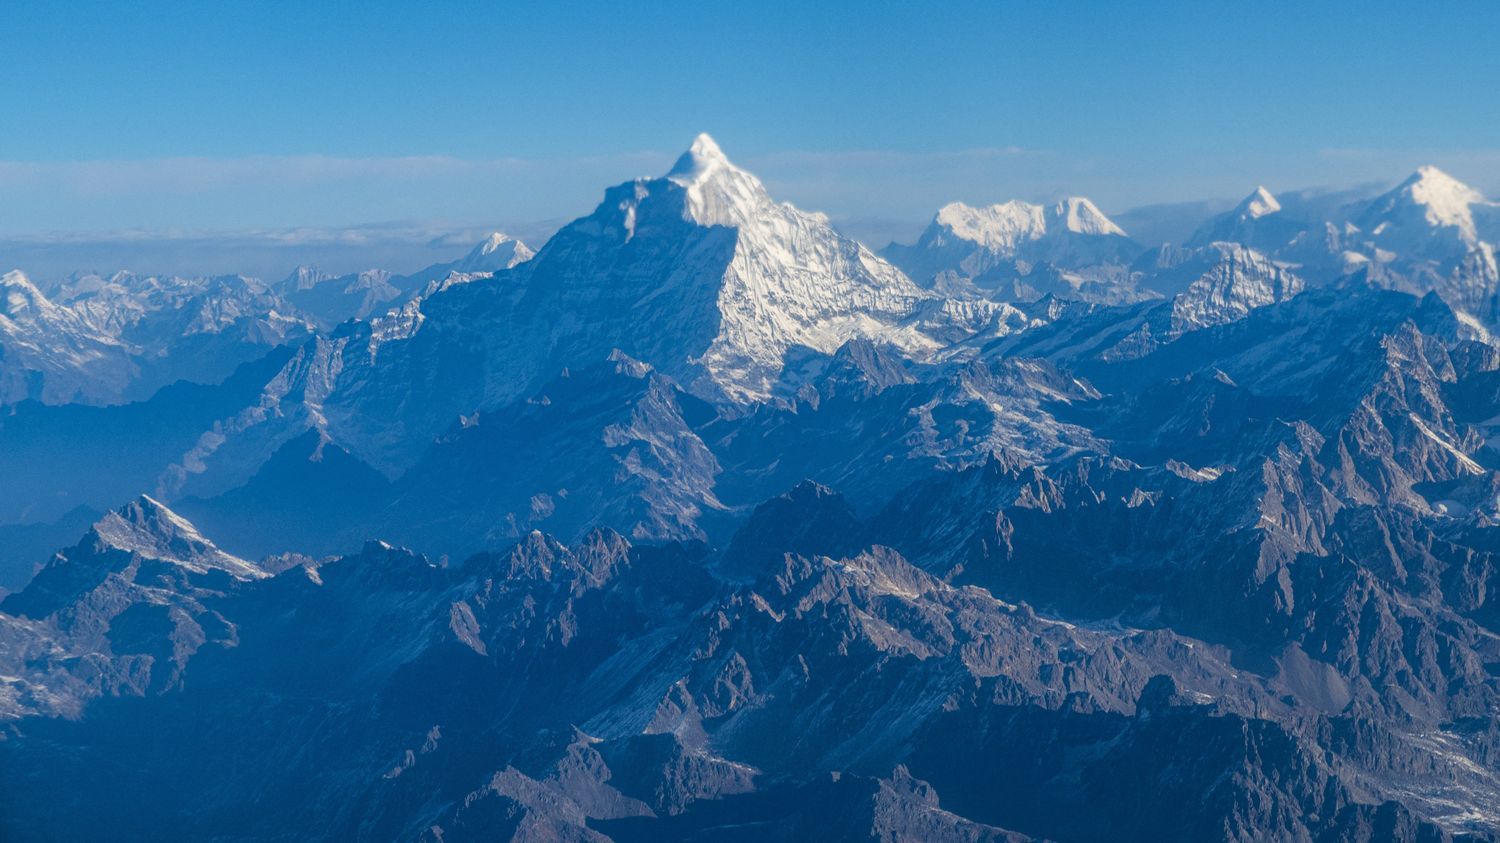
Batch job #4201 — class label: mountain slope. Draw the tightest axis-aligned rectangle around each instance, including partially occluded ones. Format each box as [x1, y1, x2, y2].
[882, 197, 1144, 299]
[7, 149, 1500, 840]
[1357, 166, 1490, 259]
[307, 134, 941, 472]
[0, 270, 138, 404]
[1187, 186, 1308, 253]
[276, 232, 534, 327]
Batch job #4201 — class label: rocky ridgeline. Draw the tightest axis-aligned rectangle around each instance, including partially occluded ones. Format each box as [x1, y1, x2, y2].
[4, 138, 1500, 839]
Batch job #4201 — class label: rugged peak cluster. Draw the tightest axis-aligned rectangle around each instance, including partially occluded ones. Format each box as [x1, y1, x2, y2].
[3, 136, 1500, 839]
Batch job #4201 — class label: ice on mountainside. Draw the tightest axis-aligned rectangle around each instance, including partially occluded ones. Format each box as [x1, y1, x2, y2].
[658, 133, 938, 400]
[313, 133, 947, 474]
[1239, 186, 1282, 220]
[932, 201, 1049, 253]
[1050, 196, 1129, 237]
[883, 194, 1143, 298]
[275, 232, 535, 327]
[1168, 242, 1305, 331]
[1185, 186, 1308, 253]
[1357, 166, 1490, 258]
[8, 136, 1500, 840]
[926, 196, 1128, 254]
[0, 269, 138, 404]
[450, 231, 535, 274]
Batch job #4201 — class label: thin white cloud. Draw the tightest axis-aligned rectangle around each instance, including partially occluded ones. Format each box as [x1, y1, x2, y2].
[0, 153, 661, 196]
[0, 150, 673, 236]
[2, 143, 1497, 282]
[731, 146, 1083, 221]
[749, 146, 1038, 167]
[0, 220, 569, 282]
[4, 143, 1495, 218]
[1310, 147, 1500, 195]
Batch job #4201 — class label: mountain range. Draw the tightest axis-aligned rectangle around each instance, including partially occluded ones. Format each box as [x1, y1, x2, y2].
[4, 135, 1500, 841]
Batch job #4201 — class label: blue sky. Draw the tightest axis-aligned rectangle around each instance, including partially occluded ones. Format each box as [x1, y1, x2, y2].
[3, 1, 1499, 274]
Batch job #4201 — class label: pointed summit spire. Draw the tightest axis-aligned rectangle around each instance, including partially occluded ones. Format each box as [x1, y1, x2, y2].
[90, 495, 265, 579]
[668, 132, 735, 184]
[1185, 185, 1301, 250]
[1049, 197, 1128, 237]
[474, 232, 513, 256]
[1236, 186, 1281, 219]
[452, 232, 533, 274]
[663, 133, 770, 227]
[687, 132, 725, 161]
[1, 270, 58, 319]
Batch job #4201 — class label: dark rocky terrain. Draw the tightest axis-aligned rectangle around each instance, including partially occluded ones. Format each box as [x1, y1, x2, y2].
[4, 138, 1500, 840]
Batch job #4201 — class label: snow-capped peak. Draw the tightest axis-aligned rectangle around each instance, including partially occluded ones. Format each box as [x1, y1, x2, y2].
[934, 201, 1047, 252]
[672, 132, 730, 171]
[665, 133, 770, 228]
[282, 265, 332, 291]
[91, 495, 266, 580]
[1049, 197, 1127, 237]
[1183, 186, 1300, 251]
[928, 197, 1126, 251]
[1403, 166, 1484, 237]
[452, 232, 534, 274]
[653, 133, 937, 399]
[1, 268, 34, 287]
[1235, 186, 1282, 219]
[666, 132, 736, 189]
[1, 270, 62, 321]
[2, 269, 44, 298]
[474, 231, 515, 256]
[1362, 165, 1487, 248]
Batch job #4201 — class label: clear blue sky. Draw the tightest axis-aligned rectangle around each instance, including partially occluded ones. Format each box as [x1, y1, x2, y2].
[3, 1, 1498, 246]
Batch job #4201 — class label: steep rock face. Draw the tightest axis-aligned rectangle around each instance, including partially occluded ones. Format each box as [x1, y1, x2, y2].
[1168, 243, 1305, 331]
[717, 481, 864, 579]
[1269, 168, 1500, 333]
[386, 351, 723, 554]
[303, 135, 939, 473]
[705, 343, 1102, 514]
[0, 233, 537, 410]
[908, 678, 1450, 843]
[0, 505, 101, 595]
[873, 286, 1500, 732]
[58, 271, 301, 348]
[1160, 168, 1500, 340]
[12, 152, 1500, 840]
[0, 503, 1490, 838]
[1429, 243, 1500, 329]
[1099, 242, 1307, 359]
[661, 134, 937, 401]
[597, 767, 1033, 842]
[0, 497, 262, 719]
[173, 428, 393, 559]
[0, 346, 300, 524]
[276, 267, 402, 327]
[0, 270, 139, 405]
